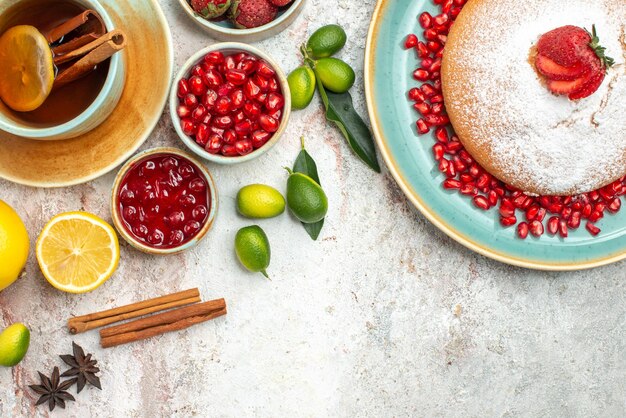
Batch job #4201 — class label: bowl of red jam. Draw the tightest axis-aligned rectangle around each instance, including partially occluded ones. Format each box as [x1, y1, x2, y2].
[111, 147, 218, 254]
[170, 42, 291, 165]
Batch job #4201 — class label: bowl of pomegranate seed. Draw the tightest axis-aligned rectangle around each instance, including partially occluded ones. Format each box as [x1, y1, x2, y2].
[178, 0, 306, 43]
[170, 42, 291, 164]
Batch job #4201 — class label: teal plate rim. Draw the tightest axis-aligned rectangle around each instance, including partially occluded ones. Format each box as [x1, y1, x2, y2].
[364, 0, 626, 271]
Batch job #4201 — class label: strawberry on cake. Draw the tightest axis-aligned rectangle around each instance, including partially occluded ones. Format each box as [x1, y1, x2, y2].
[441, 0, 626, 196]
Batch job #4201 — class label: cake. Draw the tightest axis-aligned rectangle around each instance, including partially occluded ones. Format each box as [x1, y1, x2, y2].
[441, 0, 626, 196]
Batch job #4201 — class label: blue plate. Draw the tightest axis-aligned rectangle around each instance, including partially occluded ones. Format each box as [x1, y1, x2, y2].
[364, 0, 626, 270]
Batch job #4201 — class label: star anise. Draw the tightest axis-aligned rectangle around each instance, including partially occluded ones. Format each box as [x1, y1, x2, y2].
[60, 342, 102, 393]
[29, 366, 75, 411]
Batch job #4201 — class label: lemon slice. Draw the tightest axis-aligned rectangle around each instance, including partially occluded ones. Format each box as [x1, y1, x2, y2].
[0, 25, 55, 112]
[36, 212, 120, 293]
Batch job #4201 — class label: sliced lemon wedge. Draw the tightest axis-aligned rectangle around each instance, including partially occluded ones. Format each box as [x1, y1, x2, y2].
[0, 25, 55, 112]
[36, 212, 120, 293]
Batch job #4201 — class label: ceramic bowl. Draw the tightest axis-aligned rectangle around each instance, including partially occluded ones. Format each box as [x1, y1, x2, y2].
[111, 147, 218, 255]
[170, 42, 291, 165]
[178, 0, 306, 43]
[0, 0, 126, 140]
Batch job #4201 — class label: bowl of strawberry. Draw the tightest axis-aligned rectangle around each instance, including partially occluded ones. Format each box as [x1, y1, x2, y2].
[179, 0, 306, 43]
[170, 42, 291, 164]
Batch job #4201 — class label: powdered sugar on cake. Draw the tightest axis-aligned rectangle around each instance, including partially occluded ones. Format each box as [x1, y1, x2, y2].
[443, 0, 626, 195]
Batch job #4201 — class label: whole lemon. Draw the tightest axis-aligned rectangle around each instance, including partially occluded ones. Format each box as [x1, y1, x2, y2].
[0, 200, 29, 291]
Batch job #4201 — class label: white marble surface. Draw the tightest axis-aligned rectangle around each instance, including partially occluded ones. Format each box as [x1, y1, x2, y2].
[1, 0, 626, 417]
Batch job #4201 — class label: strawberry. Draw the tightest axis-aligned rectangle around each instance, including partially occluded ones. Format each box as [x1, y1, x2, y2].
[230, 0, 278, 28]
[535, 55, 589, 81]
[190, 0, 231, 19]
[535, 25, 614, 100]
[268, 0, 293, 6]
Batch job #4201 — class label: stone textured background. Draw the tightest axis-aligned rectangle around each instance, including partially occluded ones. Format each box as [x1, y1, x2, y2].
[1, 0, 625, 417]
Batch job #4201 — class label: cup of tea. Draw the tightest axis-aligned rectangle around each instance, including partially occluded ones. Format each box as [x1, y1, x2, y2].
[0, 0, 126, 140]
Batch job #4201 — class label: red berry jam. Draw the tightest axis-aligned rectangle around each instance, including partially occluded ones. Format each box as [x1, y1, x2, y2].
[176, 50, 284, 157]
[117, 153, 211, 249]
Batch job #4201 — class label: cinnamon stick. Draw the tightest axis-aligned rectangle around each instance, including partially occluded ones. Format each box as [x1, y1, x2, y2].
[45, 10, 105, 44]
[67, 288, 201, 334]
[100, 300, 227, 348]
[54, 31, 127, 89]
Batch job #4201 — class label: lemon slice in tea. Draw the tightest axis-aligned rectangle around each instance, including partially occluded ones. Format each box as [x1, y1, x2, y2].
[36, 212, 120, 293]
[0, 25, 54, 112]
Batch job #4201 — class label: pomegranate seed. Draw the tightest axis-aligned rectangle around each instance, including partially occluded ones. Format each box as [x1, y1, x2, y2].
[529, 220, 544, 237]
[608, 198, 621, 213]
[180, 118, 196, 136]
[405, 34, 418, 49]
[184, 94, 198, 109]
[430, 94, 444, 104]
[416, 42, 430, 57]
[204, 51, 224, 65]
[582, 203, 592, 218]
[191, 105, 207, 122]
[421, 58, 434, 69]
[223, 55, 236, 71]
[238, 59, 258, 75]
[435, 127, 449, 143]
[235, 139, 253, 155]
[424, 29, 438, 41]
[500, 216, 517, 227]
[421, 84, 437, 98]
[203, 69, 223, 88]
[251, 130, 272, 148]
[195, 123, 209, 146]
[586, 222, 601, 236]
[536, 208, 546, 222]
[446, 142, 463, 154]
[416, 119, 429, 134]
[234, 120, 252, 136]
[517, 222, 529, 239]
[547, 217, 559, 235]
[431, 103, 444, 114]
[460, 183, 476, 196]
[569, 211, 582, 228]
[244, 102, 262, 119]
[589, 210, 603, 223]
[189, 76, 206, 96]
[427, 41, 441, 52]
[443, 179, 461, 189]
[221, 144, 238, 157]
[259, 115, 279, 133]
[413, 69, 430, 81]
[419, 12, 433, 28]
[177, 79, 190, 98]
[202, 90, 218, 109]
[205, 134, 222, 154]
[442, 0, 454, 13]
[223, 129, 237, 144]
[473, 195, 490, 210]
[233, 110, 246, 123]
[214, 96, 231, 115]
[437, 34, 448, 45]
[265, 93, 285, 111]
[559, 220, 568, 237]
[432, 143, 445, 161]
[213, 115, 233, 129]
[499, 202, 515, 218]
[225, 69, 247, 85]
[445, 163, 456, 178]
[525, 205, 539, 221]
[433, 13, 449, 26]
[256, 61, 276, 78]
[408, 87, 426, 102]
[244, 79, 261, 99]
[177, 105, 191, 119]
[414, 103, 431, 115]
[488, 190, 498, 206]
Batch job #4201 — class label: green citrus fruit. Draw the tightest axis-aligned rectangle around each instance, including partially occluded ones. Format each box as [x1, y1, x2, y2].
[285, 170, 328, 223]
[306, 24, 347, 59]
[0, 323, 30, 367]
[237, 184, 285, 219]
[314, 57, 355, 93]
[287, 66, 316, 110]
[235, 225, 271, 278]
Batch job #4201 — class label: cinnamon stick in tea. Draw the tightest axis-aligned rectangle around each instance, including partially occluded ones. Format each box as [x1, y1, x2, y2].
[67, 288, 201, 334]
